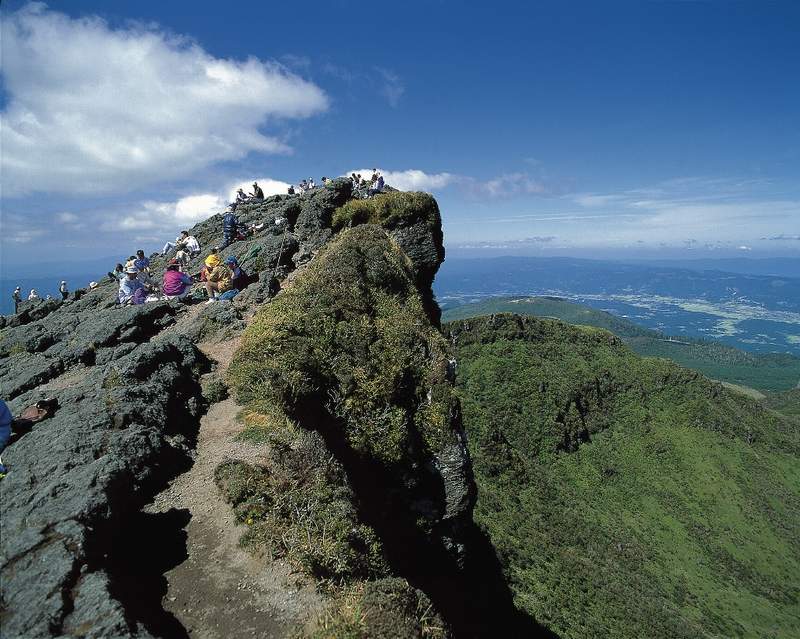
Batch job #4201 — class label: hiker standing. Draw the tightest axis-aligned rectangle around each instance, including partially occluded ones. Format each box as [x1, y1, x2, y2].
[222, 209, 239, 248]
[12, 287, 21, 313]
[59, 281, 69, 300]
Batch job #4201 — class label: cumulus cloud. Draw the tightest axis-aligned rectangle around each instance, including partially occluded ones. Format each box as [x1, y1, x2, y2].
[226, 178, 290, 202]
[100, 175, 291, 235]
[349, 168, 457, 192]
[1, 4, 328, 197]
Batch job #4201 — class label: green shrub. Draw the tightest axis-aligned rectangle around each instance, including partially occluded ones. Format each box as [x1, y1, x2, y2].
[201, 374, 229, 404]
[332, 192, 439, 232]
[306, 579, 448, 639]
[214, 427, 389, 585]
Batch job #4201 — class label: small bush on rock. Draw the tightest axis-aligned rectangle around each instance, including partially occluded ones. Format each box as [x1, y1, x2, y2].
[332, 192, 439, 232]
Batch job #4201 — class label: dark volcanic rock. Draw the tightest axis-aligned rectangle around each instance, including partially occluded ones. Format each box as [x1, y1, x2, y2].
[293, 178, 352, 264]
[0, 334, 208, 638]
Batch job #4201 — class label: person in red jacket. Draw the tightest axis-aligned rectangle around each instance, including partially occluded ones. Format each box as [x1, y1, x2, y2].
[162, 259, 193, 300]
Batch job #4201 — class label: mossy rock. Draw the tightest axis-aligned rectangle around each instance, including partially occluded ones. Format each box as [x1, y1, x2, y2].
[229, 224, 460, 467]
[332, 192, 439, 233]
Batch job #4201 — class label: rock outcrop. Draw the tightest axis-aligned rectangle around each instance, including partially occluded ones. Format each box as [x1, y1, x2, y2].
[0, 181, 486, 637]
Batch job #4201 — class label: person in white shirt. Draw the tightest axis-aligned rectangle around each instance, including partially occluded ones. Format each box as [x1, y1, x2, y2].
[162, 230, 200, 257]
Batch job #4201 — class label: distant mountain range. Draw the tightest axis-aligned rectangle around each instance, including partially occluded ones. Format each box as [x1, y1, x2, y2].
[435, 256, 800, 357]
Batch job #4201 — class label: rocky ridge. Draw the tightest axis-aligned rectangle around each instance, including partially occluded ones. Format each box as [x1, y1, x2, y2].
[0, 180, 528, 638]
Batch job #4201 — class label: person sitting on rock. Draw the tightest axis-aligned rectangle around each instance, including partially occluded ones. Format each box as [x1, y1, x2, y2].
[308, 177, 315, 189]
[287, 184, 295, 195]
[0, 399, 11, 454]
[222, 209, 239, 248]
[200, 248, 222, 281]
[133, 250, 153, 285]
[28, 289, 40, 301]
[236, 188, 248, 203]
[226, 255, 250, 291]
[0, 398, 59, 457]
[124, 255, 137, 270]
[162, 259, 193, 300]
[162, 232, 185, 255]
[108, 264, 125, 282]
[118, 267, 145, 305]
[204, 258, 234, 303]
[12, 286, 21, 313]
[250, 182, 264, 200]
[59, 281, 69, 300]
[369, 174, 385, 197]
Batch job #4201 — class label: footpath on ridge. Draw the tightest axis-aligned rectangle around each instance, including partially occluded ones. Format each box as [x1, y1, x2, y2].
[1, 179, 525, 638]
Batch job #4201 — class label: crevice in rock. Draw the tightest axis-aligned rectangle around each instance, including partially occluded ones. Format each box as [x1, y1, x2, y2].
[101, 509, 192, 639]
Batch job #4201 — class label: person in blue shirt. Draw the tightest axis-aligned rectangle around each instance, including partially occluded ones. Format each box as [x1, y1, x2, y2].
[133, 249, 153, 285]
[222, 209, 239, 248]
[0, 399, 13, 454]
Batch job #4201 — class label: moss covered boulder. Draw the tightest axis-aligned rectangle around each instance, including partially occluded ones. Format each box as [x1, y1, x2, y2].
[332, 191, 446, 325]
[229, 224, 475, 556]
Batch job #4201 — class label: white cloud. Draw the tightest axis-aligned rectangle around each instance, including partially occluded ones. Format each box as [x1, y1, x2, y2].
[226, 177, 291, 201]
[57, 212, 79, 223]
[349, 168, 457, 192]
[1, 4, 328, 197]
[100, 175, 291, 234]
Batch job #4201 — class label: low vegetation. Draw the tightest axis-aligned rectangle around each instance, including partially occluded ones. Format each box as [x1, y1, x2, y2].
[331, 191, 440, 233]
[446, 313, 800, 639]
[228, 224, 461, 470]
[308, 579, 447, 639]
[215, 426, 389, 586]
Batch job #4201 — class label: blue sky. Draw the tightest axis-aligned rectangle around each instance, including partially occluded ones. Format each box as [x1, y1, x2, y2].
[1, 0, 799, 271]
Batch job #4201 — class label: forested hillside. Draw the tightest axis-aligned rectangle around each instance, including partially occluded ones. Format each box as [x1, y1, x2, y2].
[446, 313, 800, 639]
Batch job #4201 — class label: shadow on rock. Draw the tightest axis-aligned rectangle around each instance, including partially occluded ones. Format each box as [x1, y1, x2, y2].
[105, 508, 192, 639]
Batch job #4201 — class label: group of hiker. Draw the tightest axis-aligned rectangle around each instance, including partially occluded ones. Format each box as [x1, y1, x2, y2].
[350, 170, 385, 199]
[7, 170, 390, 316]
[112, 228, 253, 306]
[10, 280, 72, 313]
[233, 182, 265, 209]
